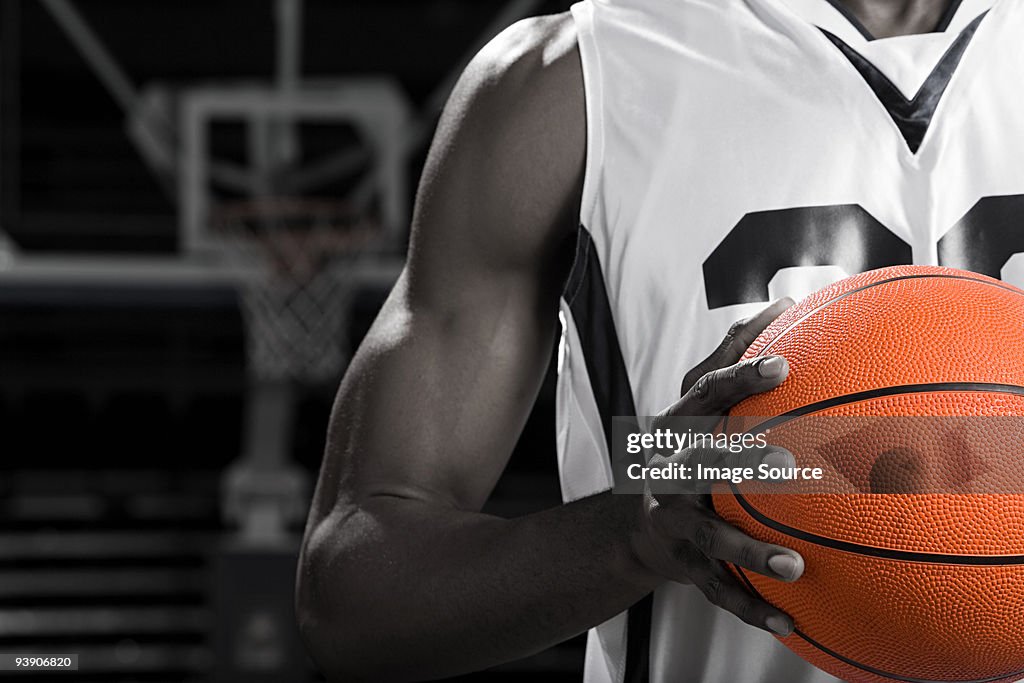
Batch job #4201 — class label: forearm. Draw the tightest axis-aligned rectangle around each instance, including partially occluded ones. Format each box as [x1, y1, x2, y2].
[297, 491, 657, 682]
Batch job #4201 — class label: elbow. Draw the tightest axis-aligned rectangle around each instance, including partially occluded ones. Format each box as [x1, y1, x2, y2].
[295, 518, 403, 683]
[295, 533, 371, 682]
[296, 543, 341, 680]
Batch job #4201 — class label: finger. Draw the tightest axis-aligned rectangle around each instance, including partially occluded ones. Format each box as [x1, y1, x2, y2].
[737, 297, 795, 350]
[683, 443, 794, 477]
[656, 355, 787, 433]
[652, 444, 795, 502]
[643, 446, 757, 499]
[684, 510, 804, 582]
[648, 445, 795, 500]
[643, 450, 733, 497]
[688, 559, 795, 636]
[680, 298, 794, 396]
[674, 355, 790, 418]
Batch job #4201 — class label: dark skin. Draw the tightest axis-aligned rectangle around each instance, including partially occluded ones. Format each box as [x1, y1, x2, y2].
[845, 0, 953, 38]
[297, 2, 952, 681]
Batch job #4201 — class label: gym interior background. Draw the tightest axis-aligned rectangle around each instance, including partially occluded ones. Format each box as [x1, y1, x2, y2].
[0, 1, 582, 681]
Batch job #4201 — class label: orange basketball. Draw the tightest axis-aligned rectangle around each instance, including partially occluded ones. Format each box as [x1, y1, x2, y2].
[713, 265, 1024, 683]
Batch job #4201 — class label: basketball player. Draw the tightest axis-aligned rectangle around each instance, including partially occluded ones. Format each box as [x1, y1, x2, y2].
[297, 0, 1018, 680]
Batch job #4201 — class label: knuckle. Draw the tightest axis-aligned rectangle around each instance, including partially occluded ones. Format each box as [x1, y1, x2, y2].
[725, 363, 744, 385]
[732, 595, 755, 624]
[727, 336, 751, 358]
[702, 574, 724, 605]
[694, 519, 721, 556]
[692, 373, 715, 404]
[738, 540, 761, 570]
[727, 320, 747, 339]
[676, 446, 697, 469]
[732, 326, 758, 351]
[681, 368, 705, 396]
[648, 453, 669, 468]
[688, 449, 722, 481]
[741, 357, 762, 375]
[733, 360, 763, 388]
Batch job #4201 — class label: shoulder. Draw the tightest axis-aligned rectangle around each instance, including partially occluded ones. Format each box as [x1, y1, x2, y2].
[437, 12, 584, 173]
[416, 13, 585, 263]
[465, 13, 581, 104]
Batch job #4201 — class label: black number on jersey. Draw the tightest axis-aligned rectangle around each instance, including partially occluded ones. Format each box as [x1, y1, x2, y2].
[702, 205, 910, 309]
[703, 195, 1024, 309]
[939, 196, 1024, 278]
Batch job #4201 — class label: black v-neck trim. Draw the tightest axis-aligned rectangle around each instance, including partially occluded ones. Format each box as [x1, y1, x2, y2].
[821, 10, 987, 153]
[823, 0, 967, 41]
[822, 0, 877, 40]
[935, 0, 967, 30]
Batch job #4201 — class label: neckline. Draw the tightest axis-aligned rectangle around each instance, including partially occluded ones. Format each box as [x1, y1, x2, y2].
[822, 0, 965, 41]
[784, 0, 991, 44]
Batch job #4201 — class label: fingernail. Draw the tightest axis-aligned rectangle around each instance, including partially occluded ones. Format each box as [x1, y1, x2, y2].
[765, 614, 793, 637]
[762, 449, 793, 470]
[768, 554, 799, 580]
[758, 356, 787, 378]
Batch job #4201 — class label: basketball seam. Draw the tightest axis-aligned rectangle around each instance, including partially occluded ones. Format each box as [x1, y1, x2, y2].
[745, 382, 1024, 434]
[756, 273, 1024, 358]
[733, 567, 1024, 683]
[729, 487, 1024, 565]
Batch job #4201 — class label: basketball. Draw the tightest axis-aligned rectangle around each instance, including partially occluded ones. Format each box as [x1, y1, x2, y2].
[713, 265, 1024, 683]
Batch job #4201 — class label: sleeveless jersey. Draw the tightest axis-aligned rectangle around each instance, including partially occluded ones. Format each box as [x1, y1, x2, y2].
[558, 0, 1024, 681]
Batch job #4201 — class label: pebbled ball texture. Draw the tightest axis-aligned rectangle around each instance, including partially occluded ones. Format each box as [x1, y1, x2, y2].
[713, 265, 1024, 683]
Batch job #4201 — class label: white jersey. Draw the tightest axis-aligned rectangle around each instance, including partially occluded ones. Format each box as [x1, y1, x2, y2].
[558, 0, 1024, 681]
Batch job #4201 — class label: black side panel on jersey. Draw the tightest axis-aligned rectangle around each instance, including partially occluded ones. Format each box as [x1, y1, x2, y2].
[820, 11, 987, 153]
[563, 226, 638, 446]
[563, 226, 652, 683]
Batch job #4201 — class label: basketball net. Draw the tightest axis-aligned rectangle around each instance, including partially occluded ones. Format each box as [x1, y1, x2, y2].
[212, 198, 379, 385]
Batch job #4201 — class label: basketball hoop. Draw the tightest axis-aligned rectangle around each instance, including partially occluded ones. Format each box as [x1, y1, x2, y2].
[211, 197, 380, 384]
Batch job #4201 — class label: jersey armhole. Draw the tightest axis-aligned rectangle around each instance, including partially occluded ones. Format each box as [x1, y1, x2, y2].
[571, 1, 606, 230]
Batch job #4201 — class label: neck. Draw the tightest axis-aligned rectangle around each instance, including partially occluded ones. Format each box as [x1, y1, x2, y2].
[840, 0, 954, 37]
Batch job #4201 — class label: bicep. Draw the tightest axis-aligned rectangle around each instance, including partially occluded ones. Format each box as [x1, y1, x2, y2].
[327, 267, 559, 514]
[311, 15, 585, 518]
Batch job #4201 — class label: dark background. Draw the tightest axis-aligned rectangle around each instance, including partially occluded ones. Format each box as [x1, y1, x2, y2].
[0, 1, 584, 681]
